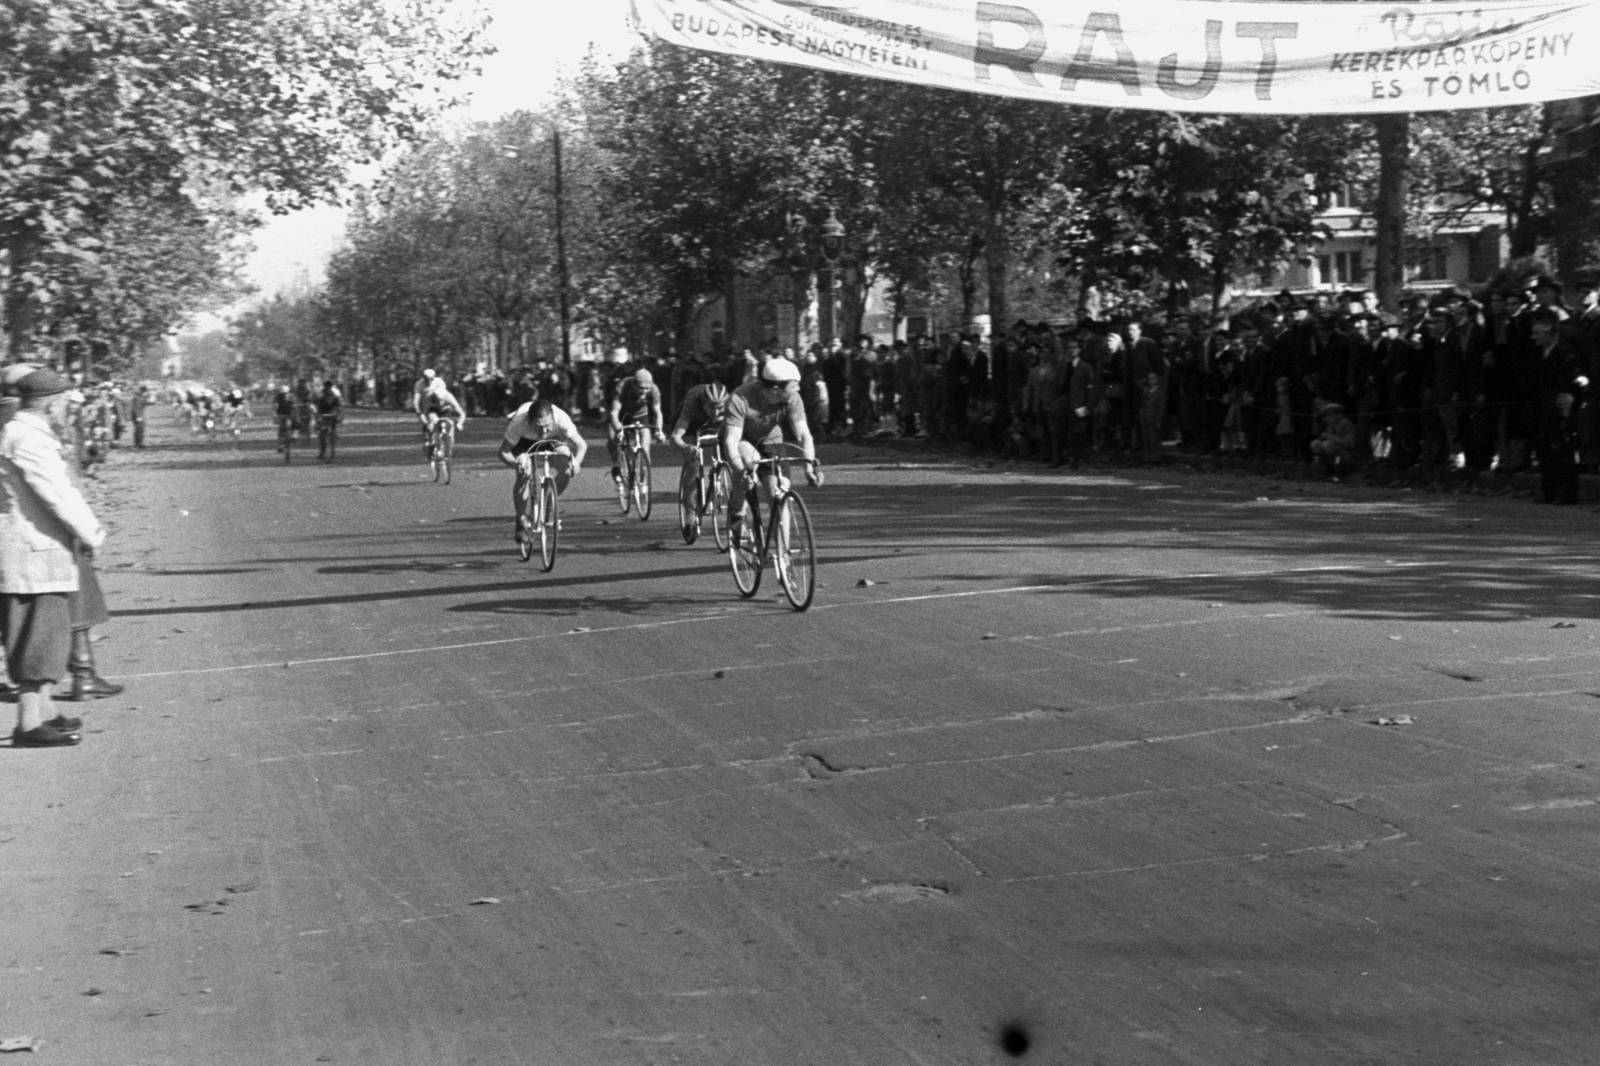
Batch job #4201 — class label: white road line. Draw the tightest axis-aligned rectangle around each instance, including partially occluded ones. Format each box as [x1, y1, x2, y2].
[111, 558, 1451, 682]
[117, 584, 1060, 679]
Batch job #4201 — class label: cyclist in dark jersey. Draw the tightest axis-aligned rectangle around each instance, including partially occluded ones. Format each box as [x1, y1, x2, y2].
[668, 381, 729, 459]
[606, 367, 664, 483]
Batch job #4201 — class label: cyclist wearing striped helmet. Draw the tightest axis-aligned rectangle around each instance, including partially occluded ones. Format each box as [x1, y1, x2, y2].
[668, 380, 730, 458]
[721, 357, 821, 534]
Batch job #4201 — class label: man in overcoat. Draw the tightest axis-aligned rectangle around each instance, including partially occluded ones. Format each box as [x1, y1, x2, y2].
[0, 369, 106, 746]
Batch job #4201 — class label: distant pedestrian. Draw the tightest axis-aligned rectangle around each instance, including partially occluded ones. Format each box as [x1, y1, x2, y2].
[0, 368, 106, 746]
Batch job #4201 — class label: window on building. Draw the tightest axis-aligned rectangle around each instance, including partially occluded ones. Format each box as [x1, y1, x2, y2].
[1408, 247, 1450, 282]
[1318, 183, 1356, 210]
[1320, 250, 1367, 285]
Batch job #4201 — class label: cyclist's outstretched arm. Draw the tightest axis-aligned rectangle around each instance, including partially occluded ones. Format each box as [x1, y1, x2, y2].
[561, 422, 588, 470]
[792, 417, 823, 486]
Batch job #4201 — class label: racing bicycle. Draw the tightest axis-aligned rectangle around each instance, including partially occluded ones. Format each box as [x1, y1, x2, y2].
[678, 431, 733, 549]
[728, 442, 819, 612]
[617, 421, 653, 520]
[516, 441, 564, 571]
[428, 418, 456, 484]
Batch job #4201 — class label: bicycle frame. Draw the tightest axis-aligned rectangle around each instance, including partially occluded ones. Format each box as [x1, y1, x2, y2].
[520, 441, 564, 570]
[727, 442, 818, 610]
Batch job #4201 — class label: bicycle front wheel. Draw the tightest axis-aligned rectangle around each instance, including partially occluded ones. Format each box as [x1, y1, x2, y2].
[711, 463, 732, 552]
[775, 493, 817, 611]
[539, 477, 559, 571]
[440, 434, 452, 484]
[729, 496, 762, 598]
[518, 494, 535, 562]
[282, 429, 292, 465]
[677, 462, 699, 545]
[632, 448, 652, 520]
[615, 454, 631, 514]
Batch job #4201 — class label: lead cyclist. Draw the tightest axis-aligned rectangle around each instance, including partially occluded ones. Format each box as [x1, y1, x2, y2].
[720, 357, 822, 540]
[499, 396, 587, 543]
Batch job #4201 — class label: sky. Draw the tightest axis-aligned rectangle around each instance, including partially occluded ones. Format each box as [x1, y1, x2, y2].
[220, 0, 636, 325]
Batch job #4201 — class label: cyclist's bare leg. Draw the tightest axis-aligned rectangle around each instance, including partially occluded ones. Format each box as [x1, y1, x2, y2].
[422, 412, 438, 453]
[605, 432, 623, 478]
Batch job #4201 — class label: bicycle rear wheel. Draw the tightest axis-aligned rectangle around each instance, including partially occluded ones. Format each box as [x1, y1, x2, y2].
[774, 493, 817, 611]
[327, 422, 337, 461]
[632, 448, 652, 520]
[539, 477, 559, 571]
[677, 462, 699, 544]
[729, 496, 762, 598]
[711, 464, 732, 552]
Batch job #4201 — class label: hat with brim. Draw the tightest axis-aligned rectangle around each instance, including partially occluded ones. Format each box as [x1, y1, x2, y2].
[14, 368, 67, 398]
[1, 363, 41, 391]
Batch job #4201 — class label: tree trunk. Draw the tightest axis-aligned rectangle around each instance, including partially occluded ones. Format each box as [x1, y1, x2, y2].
[673, 288, 695, 358]
[984, 209, 1009, 335]
[958, 234, 984, 325]
[1373, 113, 1410, 313]
[3, 225, 40, 361]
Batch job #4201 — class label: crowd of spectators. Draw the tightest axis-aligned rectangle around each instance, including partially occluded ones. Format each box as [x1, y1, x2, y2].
[368, 269, 1599, 505]
[565, 274, 1592, 504]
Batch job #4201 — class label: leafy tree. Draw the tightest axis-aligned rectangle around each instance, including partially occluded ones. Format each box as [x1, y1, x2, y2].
[1, 0, 490, 354]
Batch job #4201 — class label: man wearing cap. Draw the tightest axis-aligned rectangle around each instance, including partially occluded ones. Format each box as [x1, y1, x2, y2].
[721, 357, 822, 537]
[0, 368, 106, 746]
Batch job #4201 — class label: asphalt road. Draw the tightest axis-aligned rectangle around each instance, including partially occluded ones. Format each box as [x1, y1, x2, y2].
[5, 406, 1599, 1066]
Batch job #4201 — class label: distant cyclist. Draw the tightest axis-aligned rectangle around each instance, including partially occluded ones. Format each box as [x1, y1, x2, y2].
[221, 386, 248, 431]
[315, 381, 342, 454]
[499, 396, 587, 543]
[414, 369, 466, 453]
[272, 385, 295, 449]
[607, 366, 663, 484]
[721, 356, 822, 537]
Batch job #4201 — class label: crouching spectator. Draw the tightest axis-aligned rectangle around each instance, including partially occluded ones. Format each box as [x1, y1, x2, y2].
[1311, 401, 1357, 480]
[0, 368, 107, 747]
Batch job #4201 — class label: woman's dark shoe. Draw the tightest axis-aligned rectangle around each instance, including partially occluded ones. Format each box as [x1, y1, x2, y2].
[45, 713, 83, 731]
[12, 725, 81, 747]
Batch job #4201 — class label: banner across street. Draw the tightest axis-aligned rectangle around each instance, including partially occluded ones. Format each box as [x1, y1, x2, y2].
[632, 0, 1600, 114]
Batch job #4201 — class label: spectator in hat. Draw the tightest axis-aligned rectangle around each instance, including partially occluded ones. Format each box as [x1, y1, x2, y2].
[0, 368, 106, 746]
[1529, 275, 1570, 321]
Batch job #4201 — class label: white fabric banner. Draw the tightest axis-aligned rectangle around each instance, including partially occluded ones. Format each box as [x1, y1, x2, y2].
[632, 0, 1600, 114]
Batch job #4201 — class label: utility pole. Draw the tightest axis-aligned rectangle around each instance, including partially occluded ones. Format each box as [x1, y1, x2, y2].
[552, 129, 573, 366]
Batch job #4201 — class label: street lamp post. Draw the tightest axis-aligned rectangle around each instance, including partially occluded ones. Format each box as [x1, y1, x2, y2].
[819, 207, 845, 347]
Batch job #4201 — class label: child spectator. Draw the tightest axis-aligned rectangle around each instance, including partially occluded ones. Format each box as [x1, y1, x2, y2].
[1138, 371, 1163, 463]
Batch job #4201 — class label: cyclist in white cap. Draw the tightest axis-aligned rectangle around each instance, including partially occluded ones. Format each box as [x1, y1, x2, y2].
[721, 356, 821, 536]
[413, 369, 465, 455]
[606, 366, 663, 483]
